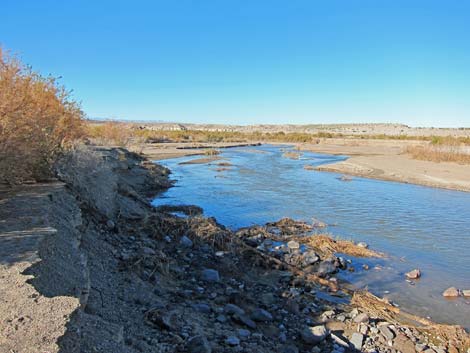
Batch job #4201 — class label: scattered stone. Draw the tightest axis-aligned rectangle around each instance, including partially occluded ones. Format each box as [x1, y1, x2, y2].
[442, 287, 460, 298]
[357, 242, 368, 248]
[362, 264, 370, 270]
[187, 335, 212, 353]
[224, 304, 245, 316]
[216, 314, 227, 323]
[359, 323, 368, 335]
[191, 303, 211, 314]
[251, 308, 273, 322]
[233, 314, 257, 329]
[461, 289, 470, 297]
[106, 219, 115, 229]
[142, 246, 156, 255]
[316, 258, 338, 277]
[353, 312, 369, 323]
[287, 240, 300, 250]
[405, 269, 421, 279]
[300, 325, 328, 344]
[225, 336, 240, 346]
[321, 310, 335, 319]
[350, 332, 364, 350]
[201, 269, 220, 282]
[330, 333, 349, 347]
[237, 329, 251, 338]
[302, 250, 319, 266]
[349, 308, 359, 318]
[179, 235, 193, 248]
[312, 219, 327, 228]
[379, 325, 395, 341]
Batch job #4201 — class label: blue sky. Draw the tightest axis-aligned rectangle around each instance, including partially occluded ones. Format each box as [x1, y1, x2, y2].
[2, 0, 469, 127]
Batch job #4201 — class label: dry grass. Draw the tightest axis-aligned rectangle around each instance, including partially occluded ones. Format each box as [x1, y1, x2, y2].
[0, 48, 84, 184]
[87, 121, 138, 147]
[406, 143, 470, 164]
[299, 234, 384, 258]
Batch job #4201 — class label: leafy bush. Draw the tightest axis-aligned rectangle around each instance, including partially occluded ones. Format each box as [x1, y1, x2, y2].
[0, 48, 84, 184]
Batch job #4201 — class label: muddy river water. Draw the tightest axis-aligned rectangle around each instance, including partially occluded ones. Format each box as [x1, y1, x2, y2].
[152, 144, 470, 328]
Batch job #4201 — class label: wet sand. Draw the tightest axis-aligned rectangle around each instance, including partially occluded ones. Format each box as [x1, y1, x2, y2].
[296, 139, 470, 192]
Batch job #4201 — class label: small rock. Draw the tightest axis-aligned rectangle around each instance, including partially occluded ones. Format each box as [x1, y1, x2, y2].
[237, 329, 251, 338]
[349, 308, 359, 318]
[321, 310, 335, 319]
[415, 343, 429, 352]
[312, 219, 327, 228]
[379, 325, 395, 341]
[179, 235, 193, 248]
[233, 314, 257, 329]
[225, 336, 240, 346]
[330, 333, 349, 347]
[302, 250, 319, 266]
[300, 325, 328, 344]
[142, 246, 156, 255]
[316, 258, 338, 277]
[201, 269, 220, 282]
[357, 242, 368, 248]
[106, 220, 115, 229]
[192, 303, 211, 314]
[287, 240, 300, 250]
[353, 312, 369, 323]
[405, 269, 421, 279]
[251, 308, 273, 322]
[461, 289, 470, 297]
[224, 304, 245, 316]
[216, 314, 227, 323]
[350, 333, 364, 350]
[442, 287, 460, 297]
[187, 335, 212, 353]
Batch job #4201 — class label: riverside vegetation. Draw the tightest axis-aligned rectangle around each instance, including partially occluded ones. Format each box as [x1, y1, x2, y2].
[88, 121, 470, 165]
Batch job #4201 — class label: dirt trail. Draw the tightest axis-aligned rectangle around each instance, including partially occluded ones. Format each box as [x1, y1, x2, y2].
[0, 183, 82, 353]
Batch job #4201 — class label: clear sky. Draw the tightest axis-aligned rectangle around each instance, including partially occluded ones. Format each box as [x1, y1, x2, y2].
[2, 0, 469, 127]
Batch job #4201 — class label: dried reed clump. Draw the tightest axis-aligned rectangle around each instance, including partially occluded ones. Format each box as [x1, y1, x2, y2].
[406, 141, 470, 164]
[0, 48, 84, 184]
[299, 234, 384, 258]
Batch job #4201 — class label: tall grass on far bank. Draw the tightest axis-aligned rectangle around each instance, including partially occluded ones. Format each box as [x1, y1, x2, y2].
[406, 142, 470, 164]
[0, 48, 84, 184]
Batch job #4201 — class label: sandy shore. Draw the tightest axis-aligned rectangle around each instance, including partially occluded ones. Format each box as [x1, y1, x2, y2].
[296, 139, 470, 192]
[142, 142, 261, 160]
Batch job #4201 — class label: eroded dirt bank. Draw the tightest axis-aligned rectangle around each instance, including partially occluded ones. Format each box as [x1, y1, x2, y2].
[1, 146, 469, 353]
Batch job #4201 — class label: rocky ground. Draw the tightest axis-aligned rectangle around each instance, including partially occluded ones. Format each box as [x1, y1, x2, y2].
[1, 146, 469, 353]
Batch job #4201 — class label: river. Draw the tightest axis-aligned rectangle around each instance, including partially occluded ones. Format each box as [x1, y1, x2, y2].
[152, 144, 470, 328]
